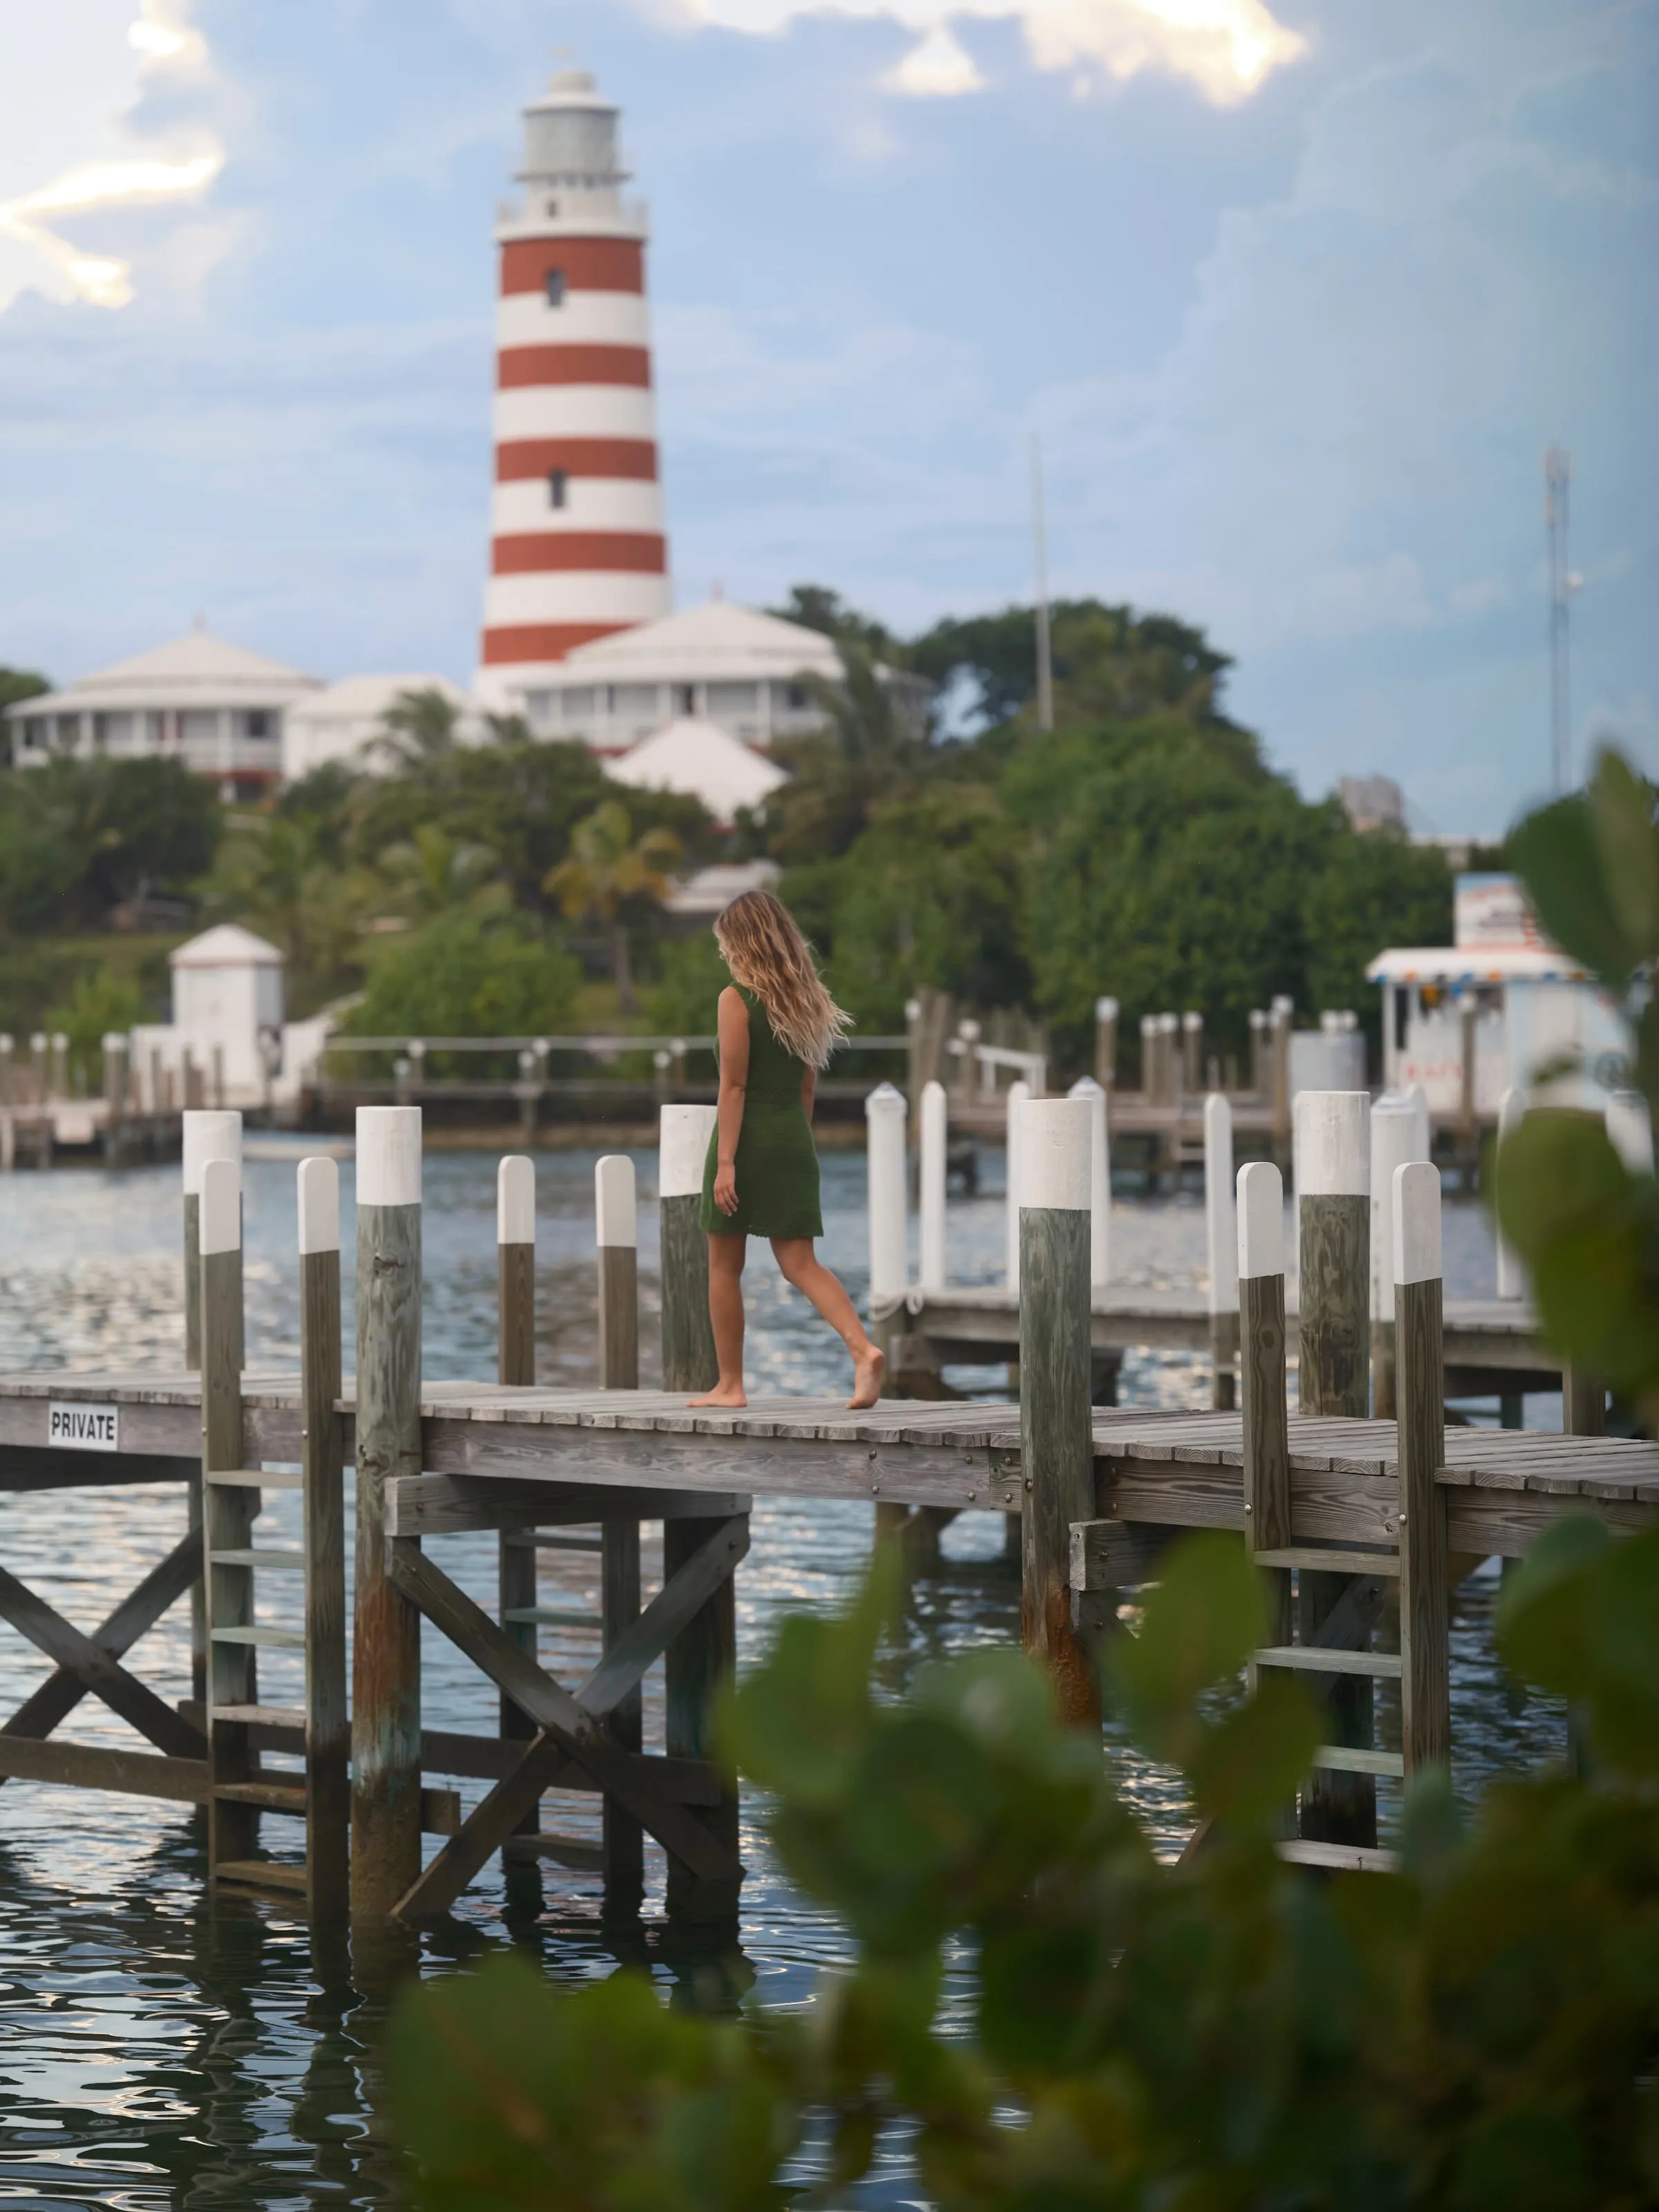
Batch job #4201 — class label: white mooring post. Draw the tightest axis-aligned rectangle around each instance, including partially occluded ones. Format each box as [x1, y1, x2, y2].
[865, 1082, 908, 1309]
[1369, 1096, 1429, 1418]
[1237, 1160, 1291, 1659]
[182, 1109, 243, 1371]
[1067, 1075, 1111, 1292]
[1004, 1077, 1031, 1292]
[1203, 1093, 1238, 1409]
[1018, 1095, 1097, 1726]
[1494, 1085, 1525, 1300]
[352, 1103, 424, 1919]
[919, 1078, 948, 1294]
[1394, 1158, 1450, 1775]
[297, 1154, 349, 1922]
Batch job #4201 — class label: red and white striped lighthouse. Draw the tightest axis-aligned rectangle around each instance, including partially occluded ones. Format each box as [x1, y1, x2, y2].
[477, 69, 671, 712]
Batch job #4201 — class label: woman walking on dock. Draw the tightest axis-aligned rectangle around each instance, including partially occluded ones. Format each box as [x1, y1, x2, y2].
[693, 889, 885, 1410]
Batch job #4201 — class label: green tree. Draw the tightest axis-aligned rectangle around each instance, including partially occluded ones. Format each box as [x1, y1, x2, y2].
[207, 814, 374, 1012]
[641, 932, 731, 1040]
[544, 801, 681, 1015]
[377, 824, 507, 924]
[769, 583, 901, 664]
[0, 667, 48, 769]
[371, 685, 462, 769]
[0, 756, 221, 935]
[44, 968, 149, 1091]
[910, 599, 1234, 729]
[341, 912, 579, 1063]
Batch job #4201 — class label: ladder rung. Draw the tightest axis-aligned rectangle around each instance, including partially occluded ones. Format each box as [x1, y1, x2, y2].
[1253, 1547, 1398, 1577]
[211, 1703, 306, 1729]
[1309, 1744, 1405, 1777]
[1254, 1645, 1403, 1679]
[1277, 1838, 1400, 1875]
[214, 1778, 307, 1813]
[501, 1607, 601, 1629]
[209, 1549, 306, 1570]
[204, 1468, 301, 1490]
[505, 1533, 603, 1553]
[502, 1833, 605, 1872]
[210, 1625, 305, 1649]
[213, 1859, 309, 1895]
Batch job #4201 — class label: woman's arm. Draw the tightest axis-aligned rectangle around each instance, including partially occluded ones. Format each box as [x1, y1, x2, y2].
[713, 986, 750, 1217]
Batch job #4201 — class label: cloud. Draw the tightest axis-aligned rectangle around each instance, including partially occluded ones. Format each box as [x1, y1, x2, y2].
[675, 0, 1307, 104]
[0, 2, 222, 310]
[882, 26, 984, 95]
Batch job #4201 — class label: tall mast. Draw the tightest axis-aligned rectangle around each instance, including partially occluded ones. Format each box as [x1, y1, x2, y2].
[1544, 445, 1572, 796]
[1031, 431, 1053, 733]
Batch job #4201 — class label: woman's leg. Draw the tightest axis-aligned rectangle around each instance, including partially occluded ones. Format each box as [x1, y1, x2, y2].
[771, 1238, 886, 1409]
[690, 1232, 748, 1407]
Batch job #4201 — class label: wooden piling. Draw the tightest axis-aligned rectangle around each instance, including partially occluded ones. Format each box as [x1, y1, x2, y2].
[1068, 1076, 1110, 1292]
[919, 1080, 948, 1294]
[1295, 1089, 1376, 1846]
[1004, 1079, 1030, 1293]
[1019, 1096, 1098, 1727]
[597, 1154, 644, 1902]
[1238, 1163, 1291, 1655]
[1204, 1094, 1238, 1412]
[1394, 1160, 1450, 1774]
[866, 1084, 908, 1310]
[351, 1106, 424, 1918]
[658, 1104, 738, 1918]
[199, 1157, 256, 1869]
[182, 1112, 240, 1708]
[1094, 995, 1118, 1091]
[496, 1157, 538, 1803]
[298, 1156, 349, 1920]
[1494, 1087, 1525, 1299]
[1369, 1098, 1427, 1420]
[1182, 1011, 1203, 1096]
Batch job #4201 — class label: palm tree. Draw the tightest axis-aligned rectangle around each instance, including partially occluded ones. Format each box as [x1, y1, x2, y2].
[378, 824, 507, 923]
[371, 686, 462, 769]
[543, 801, 680, 1015]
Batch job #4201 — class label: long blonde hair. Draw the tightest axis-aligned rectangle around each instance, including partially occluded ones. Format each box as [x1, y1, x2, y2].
[714, 890, 851, 1071]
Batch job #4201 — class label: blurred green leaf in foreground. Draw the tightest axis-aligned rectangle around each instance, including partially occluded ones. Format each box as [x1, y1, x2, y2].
[387, 1528, 1659, 2208]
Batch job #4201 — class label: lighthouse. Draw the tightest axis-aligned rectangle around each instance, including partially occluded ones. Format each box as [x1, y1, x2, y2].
[477, 69, 672, 713]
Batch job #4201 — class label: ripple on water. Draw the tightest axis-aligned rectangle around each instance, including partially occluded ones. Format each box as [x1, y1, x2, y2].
[0, 1148, 1562, 2205]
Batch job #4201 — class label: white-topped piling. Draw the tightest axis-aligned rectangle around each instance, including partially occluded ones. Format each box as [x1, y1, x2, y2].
[1004, 1077, 1031, 1292]
[1494, 1086, 1525, 1300]
[1369, 1095, 1430, 1416]
[1067, 1075, 1111, 1291]
[1204, 1093, 1238, 1409]
[865, 1082, 908, 1308]
[919, 1079, 948, 1294]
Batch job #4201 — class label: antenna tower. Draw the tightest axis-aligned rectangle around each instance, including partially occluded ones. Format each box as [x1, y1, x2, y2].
[1544, 445, 1573, 796]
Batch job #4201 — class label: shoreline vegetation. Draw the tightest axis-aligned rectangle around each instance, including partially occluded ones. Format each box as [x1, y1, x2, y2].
[2, 590, 1467, 1094]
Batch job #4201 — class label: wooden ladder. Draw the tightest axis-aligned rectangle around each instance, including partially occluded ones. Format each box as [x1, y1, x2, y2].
[198, 1156, 349, 1918]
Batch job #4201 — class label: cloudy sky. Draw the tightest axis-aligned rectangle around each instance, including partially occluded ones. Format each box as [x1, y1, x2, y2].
[1, 0, 1652, 832]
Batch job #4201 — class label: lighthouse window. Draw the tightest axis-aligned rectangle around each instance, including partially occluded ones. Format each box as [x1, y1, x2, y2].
[547, 468, 569, 509]
[545, 268, 566, 306]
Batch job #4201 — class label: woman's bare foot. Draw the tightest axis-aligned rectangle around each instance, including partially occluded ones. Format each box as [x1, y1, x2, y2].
[689, 1380, 747, 1409]
[847, 1345, 885, 1410]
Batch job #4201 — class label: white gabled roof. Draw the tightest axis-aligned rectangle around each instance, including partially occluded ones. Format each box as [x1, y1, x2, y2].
[170, 924, 284, 970]
[1367, 946, 1592, 986]
[561, 600, 842, 687]
[605, 715, 789, 823]
[287, 674, 480, 723]
[5, 628, 321, 717]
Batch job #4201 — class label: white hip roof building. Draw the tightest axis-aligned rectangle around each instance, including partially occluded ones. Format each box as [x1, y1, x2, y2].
[606, 714, 789, 825]
[4, 627, 321, 796]
[283, 674, 490, 782]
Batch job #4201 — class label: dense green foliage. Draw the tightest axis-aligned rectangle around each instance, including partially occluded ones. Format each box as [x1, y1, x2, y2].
[0, 756, 220, 936]
[388, 1523, 1659, 2207]
[1494, 748, 1659, 1427]
[337, 912, 580, 1065]
[0, 668, 48, 767]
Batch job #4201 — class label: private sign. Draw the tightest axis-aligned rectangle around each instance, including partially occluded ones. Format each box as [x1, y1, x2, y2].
[48, 1404, 119, 1451]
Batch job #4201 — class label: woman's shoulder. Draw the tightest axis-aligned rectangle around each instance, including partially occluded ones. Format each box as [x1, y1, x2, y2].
[718, 984, 753, 1018]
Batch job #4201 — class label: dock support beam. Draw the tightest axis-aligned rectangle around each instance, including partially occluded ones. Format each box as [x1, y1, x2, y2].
[351, 1107, 424, 1918]
[1238, 1163, 1292, 1659]
[1369, 1097, 1426, 1420]
[1020, 1096, 1098, 1726]
[597, 1154, 644, 1906]
[299, 1157, 350, 1921]
[1296, 1089, 1377, 1847]
[183, 1111, 240, 1707]
[659, 1104, 740, 1920]
[200, 1156, 254, 1871]
[496, 1156, 538, 1792]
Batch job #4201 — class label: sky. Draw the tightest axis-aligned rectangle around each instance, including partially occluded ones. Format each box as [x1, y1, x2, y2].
[0, 0, 1653, 834]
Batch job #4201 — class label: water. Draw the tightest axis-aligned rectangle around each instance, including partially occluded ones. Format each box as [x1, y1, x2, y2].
[0, 1148, 1566, 2206]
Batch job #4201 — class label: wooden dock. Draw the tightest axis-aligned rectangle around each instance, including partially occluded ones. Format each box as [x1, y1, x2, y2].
[0, 1095, 1644, 1923]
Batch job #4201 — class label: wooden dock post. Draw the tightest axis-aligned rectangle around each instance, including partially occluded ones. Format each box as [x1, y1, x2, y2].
[1182, 1011, 1203, 1096]
[866, 1083, 908, 1311]
[1494, 1087, 1525, 1299]
[1238, 1163, 1291, 1656]
[351, 1105, 424, 1918]
[299, 1156, 350, 1920]
[1269, 1000, 1293, 1163]
[919, 1079, 948, 1294]
[1094, 995, 1118, 1091]
[1394, 1159, 1450, 1775]
[496, 1157, 538, 1797]
[200, 1156, 256, 1872]
[1369, 1097, 1427, 1419]
[1296, 1088, 1377, 1846]
[183, 1110, 240, 1707]
[658, 1103, 740, 1918]
[597, 1154, 644, 1904]
[1019, 1096, 1098, 1727]
[1004, 1078, 1030, 1294]
[1204, 1094, 1238, 1411]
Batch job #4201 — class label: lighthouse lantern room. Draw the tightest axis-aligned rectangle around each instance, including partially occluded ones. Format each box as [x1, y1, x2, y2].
[477, 70, 672, 711]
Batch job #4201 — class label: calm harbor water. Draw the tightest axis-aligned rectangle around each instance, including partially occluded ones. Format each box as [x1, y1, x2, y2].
[0, 1147, 1566, 2208]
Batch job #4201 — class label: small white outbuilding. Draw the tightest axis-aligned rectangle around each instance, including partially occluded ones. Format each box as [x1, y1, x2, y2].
[605, 715, 788, 827]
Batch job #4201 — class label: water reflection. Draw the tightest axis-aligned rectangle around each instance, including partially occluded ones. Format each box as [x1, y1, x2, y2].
[0, 1147, 1561, 2205]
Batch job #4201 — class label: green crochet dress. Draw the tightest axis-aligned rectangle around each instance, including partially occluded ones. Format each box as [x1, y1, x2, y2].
[700, 984, 823, 1239]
